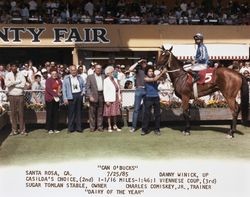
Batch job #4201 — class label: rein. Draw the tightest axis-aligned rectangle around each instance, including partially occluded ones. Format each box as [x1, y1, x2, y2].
[166, 68, 181, 73]
[159, 50, 181, 73]
[159, 50, 188, 86]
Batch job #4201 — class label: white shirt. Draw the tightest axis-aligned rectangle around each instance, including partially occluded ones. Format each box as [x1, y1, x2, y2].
[103, 77, 121, 102]
[0, 70, 6, 78]
[21, 7, 29, 18]
[80, 73, 87, 85]
[239, 67, 250, 74]
[29, 0, 37, 11]
[5, 71, 26, 96]
[95, 74, 103, 91]
[87, 68, 94, 75]
[84, 1, 94, 16]
[21, 66, 37, 82]
[70, 75, 81, 93]
[10, 1, 16, 10]
[117, 72, 126, 88]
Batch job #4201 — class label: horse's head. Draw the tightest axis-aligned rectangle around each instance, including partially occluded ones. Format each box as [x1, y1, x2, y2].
[157, 45, 174, 70]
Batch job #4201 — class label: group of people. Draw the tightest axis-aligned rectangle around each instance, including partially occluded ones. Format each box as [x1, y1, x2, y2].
[1, 62, 124, 135]
[1, 57, 172, 136]
[0, 0, 249, 25]
[1, 32, 250, 136]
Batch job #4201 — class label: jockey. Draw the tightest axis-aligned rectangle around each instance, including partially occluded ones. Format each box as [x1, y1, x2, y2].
[184, 33, 210, 82]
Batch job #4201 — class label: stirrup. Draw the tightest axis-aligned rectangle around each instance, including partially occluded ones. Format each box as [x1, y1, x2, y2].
[193, 76, 200, 83]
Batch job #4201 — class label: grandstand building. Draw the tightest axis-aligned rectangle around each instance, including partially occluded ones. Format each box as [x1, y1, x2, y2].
[0, 0, 249, 66]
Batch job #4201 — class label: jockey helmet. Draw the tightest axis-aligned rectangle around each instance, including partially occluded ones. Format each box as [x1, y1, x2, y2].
[193, 33, 204, 40]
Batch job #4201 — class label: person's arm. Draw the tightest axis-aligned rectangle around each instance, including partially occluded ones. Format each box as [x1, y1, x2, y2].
[62, 78, 69, 105]
[115, 78, 122, 102]
[144, 68, 167, 82]
[85, 76, 91, 96]
[103, 79, 109, 101]
[5, 73, 16, 88]
[86, 75, 95, 102]
[127, 59, 146, 72]
[80, 76, 86, 96]
[103, 78, 113, 105]
[58, 80, 62, 96]
[196, 45, 208, 63]
[15, 73, 26, 89]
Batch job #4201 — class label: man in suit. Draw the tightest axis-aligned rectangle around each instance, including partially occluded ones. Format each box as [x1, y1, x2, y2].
[86, 64, 105, 132]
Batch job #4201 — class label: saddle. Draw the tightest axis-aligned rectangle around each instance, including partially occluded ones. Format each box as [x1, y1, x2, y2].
[187, 67, 216, 85]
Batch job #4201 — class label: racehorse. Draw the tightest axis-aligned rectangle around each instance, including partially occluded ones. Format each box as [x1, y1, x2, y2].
[157, 46, 249, 138]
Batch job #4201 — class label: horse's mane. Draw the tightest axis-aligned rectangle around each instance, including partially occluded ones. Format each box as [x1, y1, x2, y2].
[170, 51, 184, 68]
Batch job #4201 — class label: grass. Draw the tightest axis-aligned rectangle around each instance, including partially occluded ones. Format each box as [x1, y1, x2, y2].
[0, 124, 250, 166]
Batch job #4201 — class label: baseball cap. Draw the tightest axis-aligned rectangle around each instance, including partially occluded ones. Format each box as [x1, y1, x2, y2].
[147, 61, 153, 66]
[34, 73, 42, 77]
[41, 68, 47, 73]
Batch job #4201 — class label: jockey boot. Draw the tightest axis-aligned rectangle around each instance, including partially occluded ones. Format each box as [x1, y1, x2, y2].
[188, 71, 200, 83]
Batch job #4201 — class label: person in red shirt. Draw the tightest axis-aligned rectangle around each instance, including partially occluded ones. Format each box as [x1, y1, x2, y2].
[45, 67, 62, 134]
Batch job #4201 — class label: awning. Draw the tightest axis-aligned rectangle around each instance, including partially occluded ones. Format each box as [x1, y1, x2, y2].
[163, 44, 249, 60]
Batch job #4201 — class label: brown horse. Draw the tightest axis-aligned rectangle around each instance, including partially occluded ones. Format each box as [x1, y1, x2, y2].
[157, 46, 249, 138]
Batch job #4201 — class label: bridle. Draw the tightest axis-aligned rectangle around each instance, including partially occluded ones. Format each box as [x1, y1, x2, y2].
[158, 50, 181, 73]
[159, 50, 187, 86]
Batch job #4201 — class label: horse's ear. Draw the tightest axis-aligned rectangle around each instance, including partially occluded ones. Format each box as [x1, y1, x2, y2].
[169, 46, 173, 52]
[160, 45, 166, 51]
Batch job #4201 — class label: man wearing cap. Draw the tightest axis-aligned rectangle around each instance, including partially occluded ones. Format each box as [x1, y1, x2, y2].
[87, 62, 96, 75]
[184, 33, 210, 82]
[127, 59, 148, 132]
[5, 63, 27, 136]
[116, 64, 126, 88]
[40, 68, 48, 89]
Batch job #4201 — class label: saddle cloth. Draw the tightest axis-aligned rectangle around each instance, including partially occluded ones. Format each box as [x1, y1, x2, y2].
[188, 67, 215, 85]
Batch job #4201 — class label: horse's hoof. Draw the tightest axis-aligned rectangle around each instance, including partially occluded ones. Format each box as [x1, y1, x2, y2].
[226, 134, 234, 139]
[182, 131, 190, 136]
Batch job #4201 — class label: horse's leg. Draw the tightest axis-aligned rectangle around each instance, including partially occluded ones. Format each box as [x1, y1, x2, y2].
[182, 96, 191, 135]
[226, 98, 240, 138]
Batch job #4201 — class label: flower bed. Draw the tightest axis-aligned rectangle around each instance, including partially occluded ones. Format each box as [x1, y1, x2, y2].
[127, 107, 240, 122]
[160, 98, 229, 109]
[25, 103, 45, 111]
[127, 98, 249, 122]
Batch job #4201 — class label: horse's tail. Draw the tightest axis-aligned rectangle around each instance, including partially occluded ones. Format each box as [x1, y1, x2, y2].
[241, 76, 249, 123]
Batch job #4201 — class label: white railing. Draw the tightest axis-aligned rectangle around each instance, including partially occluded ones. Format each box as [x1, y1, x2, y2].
[1, 86, 249, 109]
[0, 89, 180, 108]
[0, 90, 138, 107]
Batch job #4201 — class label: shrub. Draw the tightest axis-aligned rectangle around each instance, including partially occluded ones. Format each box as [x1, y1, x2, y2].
[25, 103, 45, 111]
[206, 100, 228, 108]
